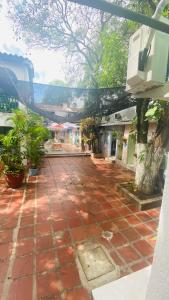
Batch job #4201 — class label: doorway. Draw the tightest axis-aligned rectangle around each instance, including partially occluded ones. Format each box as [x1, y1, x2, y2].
[111, 137, 117, 156]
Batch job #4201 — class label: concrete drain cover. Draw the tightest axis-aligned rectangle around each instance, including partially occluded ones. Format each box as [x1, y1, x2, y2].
[77, 243, 119, 290]
[79, 246, 114, 280]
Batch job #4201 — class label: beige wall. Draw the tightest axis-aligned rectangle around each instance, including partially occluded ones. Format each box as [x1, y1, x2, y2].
[122, 125, 132, 164]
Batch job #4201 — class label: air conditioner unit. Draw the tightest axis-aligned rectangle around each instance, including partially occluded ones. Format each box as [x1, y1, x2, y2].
[126, 16, 169, 94]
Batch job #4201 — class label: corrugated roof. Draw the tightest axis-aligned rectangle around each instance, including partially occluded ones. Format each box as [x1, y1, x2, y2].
[0, 52, 34, 77]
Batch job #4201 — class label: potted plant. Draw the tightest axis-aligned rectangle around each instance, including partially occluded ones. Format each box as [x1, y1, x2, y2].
[25, 115, 50, 176]
[27, 140, 45, 176]
[0, 130, 25, 188]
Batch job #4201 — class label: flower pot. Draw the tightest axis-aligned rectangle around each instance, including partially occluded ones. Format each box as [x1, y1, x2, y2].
[29, 168, 38, 176]
[5, 172, 25, 188]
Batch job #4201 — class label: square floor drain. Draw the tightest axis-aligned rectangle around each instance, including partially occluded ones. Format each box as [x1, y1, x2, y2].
[78, 246, 115, 281]
[77, 244, 119, 289]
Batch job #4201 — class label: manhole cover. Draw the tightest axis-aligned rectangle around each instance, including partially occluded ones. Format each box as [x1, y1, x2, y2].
[78, 246, 115, 281]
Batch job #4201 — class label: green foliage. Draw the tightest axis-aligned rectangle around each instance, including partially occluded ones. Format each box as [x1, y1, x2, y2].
[0, 109, 50, 174]
[145, 101, 167, 121]
[25, 112, 50, 168]
[80, 117, 98, 150]
[138, 149, 146, 164]
[0, 95, 18, 113]
[112, 131, 123, 139]
[0, 129, 24, 175]
[95, 31, 127, 87]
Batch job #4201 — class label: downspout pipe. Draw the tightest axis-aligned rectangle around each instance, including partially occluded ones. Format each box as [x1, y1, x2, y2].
[139, 0, 169, 71]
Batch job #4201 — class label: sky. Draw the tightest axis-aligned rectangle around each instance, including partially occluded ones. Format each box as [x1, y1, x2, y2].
[0, 1, 66, 84]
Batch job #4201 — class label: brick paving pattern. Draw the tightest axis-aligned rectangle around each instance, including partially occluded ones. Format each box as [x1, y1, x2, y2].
[0, 157, 160, 299]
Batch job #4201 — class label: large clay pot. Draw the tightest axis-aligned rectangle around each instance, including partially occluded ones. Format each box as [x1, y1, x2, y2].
[5, 172, 25, 188]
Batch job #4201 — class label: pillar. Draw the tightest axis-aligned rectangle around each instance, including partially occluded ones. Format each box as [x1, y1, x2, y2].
[146, 154, 169, 299]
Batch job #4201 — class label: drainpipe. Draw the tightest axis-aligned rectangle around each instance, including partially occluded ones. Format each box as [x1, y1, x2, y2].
[139, 0, 169, 71]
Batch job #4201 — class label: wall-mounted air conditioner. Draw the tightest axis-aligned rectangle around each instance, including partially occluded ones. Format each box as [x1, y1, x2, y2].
[126, 16, 169, 94]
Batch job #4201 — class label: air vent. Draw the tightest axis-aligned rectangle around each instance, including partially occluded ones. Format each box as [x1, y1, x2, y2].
[115, 113, 122, 120]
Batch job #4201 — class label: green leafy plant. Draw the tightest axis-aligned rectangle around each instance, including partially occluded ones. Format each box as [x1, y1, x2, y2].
[0, 130, 24, 175]
[25, 112, 50, 168]
[80, 117, 99, 152]
[138, 150, 146, 164]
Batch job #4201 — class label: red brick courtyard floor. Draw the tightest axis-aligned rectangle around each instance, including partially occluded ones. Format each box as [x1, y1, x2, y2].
[0, 157, 160, 300]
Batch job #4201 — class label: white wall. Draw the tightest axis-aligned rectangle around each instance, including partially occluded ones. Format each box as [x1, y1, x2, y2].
[0, 112, 13, 127]
[0, 60, 30, 82]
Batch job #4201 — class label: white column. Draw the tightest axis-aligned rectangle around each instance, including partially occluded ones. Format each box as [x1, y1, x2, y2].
[146, 154, 169, 300]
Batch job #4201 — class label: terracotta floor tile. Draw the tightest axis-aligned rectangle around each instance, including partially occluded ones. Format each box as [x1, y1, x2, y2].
[94, 212, 108, 222]
[112, 232, 128, 247]
[60, 263, 80, 289]
[0, 156, 159, 300]
[146, 235, 157, 247]
[71, 227, 88, 242]
[8, 277, 33, 300]
[135, 223, 153, 237]
[16, 239, 34, 256]
[127, 204, 139, 213]
[146, 208, 160, 219]
[68, 217, 82, 228]
[12, 255, 33, 278]
[85, 224, 102, 238]
[122, 228, 140, 242]
[20, 216, 34, 227]
[36, 235, 53, 251]
[147, 256, 154, 264]
[0, 243, 12, 259]
[80, 212, 96, 225]
[57, 246, 75, 265]
[36, 249, 57, 273]
[2, 218, 18, 229]
[118, 207, 132, 217]
[133, 240, 154, 257]
[36, 222, 52, 236]
[54, 230, 71, 246]
[37, 272, 63, 298]
[110, 251, 124, 266]
[125, 215, 141, 226]
[146, 220, 158, 232]
[136, 211, 151, 222]
[114, 219, 130, 230]
[101, 221, 119, 233]
[0, 230, 13, 244]
[118, 246, 141, 263]
[52, 219, 67, 231]
[105, 209, 121, 219]
[64, 287, 91, 300]
[18, 226, 34, 240]
[0, 261, 8, 281]
[131, 260, 149, 272]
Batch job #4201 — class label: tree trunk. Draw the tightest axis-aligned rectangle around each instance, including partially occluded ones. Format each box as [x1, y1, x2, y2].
[136, 100, 169, 195]
[136, 143, 164, 194]
[135, 99, 150, 192]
